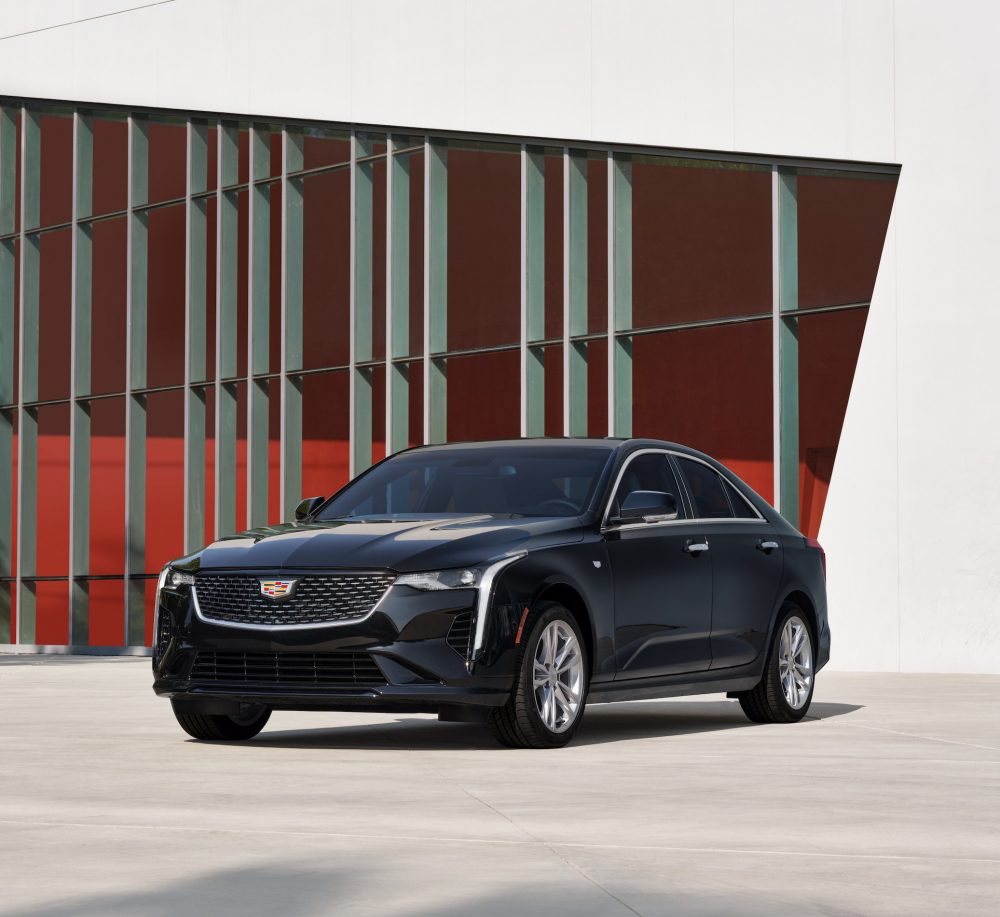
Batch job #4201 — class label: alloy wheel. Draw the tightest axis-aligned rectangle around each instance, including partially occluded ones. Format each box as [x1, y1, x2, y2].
[778, 615, 813, 710]
[532, 620, 585, 733]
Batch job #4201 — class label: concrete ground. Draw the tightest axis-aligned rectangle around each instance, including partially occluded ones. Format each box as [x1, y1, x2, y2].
[0, 659, 997, 917]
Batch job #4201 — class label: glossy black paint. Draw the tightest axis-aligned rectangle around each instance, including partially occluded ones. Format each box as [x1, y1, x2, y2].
[152, 438, 830, 718]
[606, 522, 713, 677]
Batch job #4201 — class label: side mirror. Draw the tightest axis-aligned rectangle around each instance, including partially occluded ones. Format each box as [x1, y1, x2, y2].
[615, 490, 678, 524]
[294, 496, 325, 522]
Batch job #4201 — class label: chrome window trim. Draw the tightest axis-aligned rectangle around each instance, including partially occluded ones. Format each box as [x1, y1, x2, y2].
[600, 448, 766, 533]
[719, 474, 766, 521]
[671, 452, 765, 521]
[191, 572, 396, 631]
[603, 516, 768, 534]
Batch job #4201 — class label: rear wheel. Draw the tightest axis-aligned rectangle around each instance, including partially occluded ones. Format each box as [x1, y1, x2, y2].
[489, 603, 588, 749]
[739, 604, 815, 724]
[172, 701, 271, 741]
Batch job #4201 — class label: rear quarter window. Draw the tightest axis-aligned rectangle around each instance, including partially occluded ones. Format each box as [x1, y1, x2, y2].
[676, 457, 734, 519]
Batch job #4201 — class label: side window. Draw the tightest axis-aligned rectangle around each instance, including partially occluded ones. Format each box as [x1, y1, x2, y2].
[611, 453, 686, 519]
[722, 478, 759, 520]
[676, 457, 734, 519]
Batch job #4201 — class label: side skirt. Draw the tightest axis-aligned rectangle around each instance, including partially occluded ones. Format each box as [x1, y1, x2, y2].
[587, 673, 760, 704]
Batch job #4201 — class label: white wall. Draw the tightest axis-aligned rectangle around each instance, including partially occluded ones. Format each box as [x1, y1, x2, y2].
[2, 0, 997, 673]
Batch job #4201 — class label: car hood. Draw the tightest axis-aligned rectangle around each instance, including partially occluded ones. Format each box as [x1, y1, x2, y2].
[185, 515, 585, 573]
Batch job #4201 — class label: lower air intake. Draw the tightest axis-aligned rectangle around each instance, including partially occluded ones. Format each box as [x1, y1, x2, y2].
[447, 610, 474, 659]
[190, 651, 387, 687]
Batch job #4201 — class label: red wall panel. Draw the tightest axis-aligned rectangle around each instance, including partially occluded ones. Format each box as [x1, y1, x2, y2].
[39, 114, 72, 228]
[34, 580, 69, 646]
[798, 308, 868, 538]
[301, 371, 350, 501]
[145, 390, 184, 572]
[447, 148, 520, 350]
[632, 321, 774, 502]
[37, 229, 72, 402]
[446, 350, 520, 443]
[89, 399, 126, 575]
[36, 405, 70, 576]
[632, 161, 771, 327]
[88, 580, 123, 647]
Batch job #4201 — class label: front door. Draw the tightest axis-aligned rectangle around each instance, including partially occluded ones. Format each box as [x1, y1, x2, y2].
[606, 452, 713, 679]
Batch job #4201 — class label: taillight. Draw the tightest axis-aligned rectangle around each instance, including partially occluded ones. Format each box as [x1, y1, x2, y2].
[806, 537, 826, 578]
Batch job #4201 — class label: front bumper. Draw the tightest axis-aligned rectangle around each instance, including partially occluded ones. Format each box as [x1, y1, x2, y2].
[153, 577, 521, 713]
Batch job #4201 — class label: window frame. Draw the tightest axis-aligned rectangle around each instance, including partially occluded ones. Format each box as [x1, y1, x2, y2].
[601, 448, 765, 532]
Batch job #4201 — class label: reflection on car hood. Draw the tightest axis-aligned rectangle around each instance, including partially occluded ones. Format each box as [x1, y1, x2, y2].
[189, 515, 585, 573]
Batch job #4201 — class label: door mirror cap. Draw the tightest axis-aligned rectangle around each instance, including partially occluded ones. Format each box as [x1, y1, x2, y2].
[614, 490, 679, 524]
[294, 496, 325, 522]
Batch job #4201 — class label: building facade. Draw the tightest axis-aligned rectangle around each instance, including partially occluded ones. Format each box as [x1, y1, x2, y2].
[0, 1, 996, 673]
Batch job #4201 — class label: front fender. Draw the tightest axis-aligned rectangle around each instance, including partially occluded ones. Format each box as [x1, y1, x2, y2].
[473, 537, 614, 679]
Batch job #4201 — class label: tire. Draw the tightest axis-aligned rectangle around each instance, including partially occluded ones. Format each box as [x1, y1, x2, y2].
[172, 701, 271, 741]
[489, 603, 589, 749]
[739, 603, 815, 724]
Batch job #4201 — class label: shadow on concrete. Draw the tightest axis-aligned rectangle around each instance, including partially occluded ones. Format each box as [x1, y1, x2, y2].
[14, 863, 362, 917]
[574, 699, 862, 746]
[218, 700, 864, 751]
[11, 857, 774, 917]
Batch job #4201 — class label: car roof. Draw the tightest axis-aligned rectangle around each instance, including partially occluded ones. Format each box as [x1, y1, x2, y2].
[402, 437, 701, 456]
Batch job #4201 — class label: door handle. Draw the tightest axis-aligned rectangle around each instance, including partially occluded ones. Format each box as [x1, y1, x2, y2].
[757, 540, 780, 553]
[684, 540, 710, 555]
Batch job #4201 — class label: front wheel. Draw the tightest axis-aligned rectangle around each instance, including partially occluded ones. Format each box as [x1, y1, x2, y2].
[172, 701, 271, 741]
[489, 603, 589, 748]
[739, 605, 815, 724]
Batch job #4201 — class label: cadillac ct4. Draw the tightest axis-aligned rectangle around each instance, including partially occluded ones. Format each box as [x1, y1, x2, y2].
[152, 439, 829, 748]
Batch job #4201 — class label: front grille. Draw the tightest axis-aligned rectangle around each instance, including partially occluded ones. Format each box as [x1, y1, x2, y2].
[190, 651, 387, 686]
[194, 572, 396, 627]
[447, 610, 474, 659]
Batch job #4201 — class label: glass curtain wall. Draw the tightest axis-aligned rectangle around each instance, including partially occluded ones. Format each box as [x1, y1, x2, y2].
[0, 98, 898, 650]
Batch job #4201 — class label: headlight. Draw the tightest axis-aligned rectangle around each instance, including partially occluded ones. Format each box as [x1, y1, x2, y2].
[395, 568, 481, 590]
[167, 569, 195, 588]
[394, 553, 527, 665]
[156, 566, 194, 610]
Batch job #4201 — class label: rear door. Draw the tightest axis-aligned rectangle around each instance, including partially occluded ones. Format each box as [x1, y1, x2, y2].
[672, 456, 783, 670]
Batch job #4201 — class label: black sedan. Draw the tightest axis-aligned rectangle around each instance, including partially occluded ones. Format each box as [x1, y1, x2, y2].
[153, 439, 829, 748]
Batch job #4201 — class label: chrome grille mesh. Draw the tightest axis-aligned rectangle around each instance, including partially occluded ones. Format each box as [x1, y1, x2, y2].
[194, 572, 396, 627]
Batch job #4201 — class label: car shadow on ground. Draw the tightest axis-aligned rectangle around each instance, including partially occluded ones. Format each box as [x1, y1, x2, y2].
[226, 700, 864, 751]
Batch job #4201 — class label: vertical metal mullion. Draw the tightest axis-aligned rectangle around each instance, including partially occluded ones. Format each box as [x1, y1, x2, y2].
[69, 109, 93, 645]
[609, 152, 632, 438]
[771, 167, 781, 510]
[215, 120, 238, 538]
[184, 119, 208, 552]
[351, 131, 374, 477]
[521, 144, 544, 437]
[125, 114, 148, 646]
[280, 127, 303, 518]
[16, 106, 39, 644]
[423, 137, 447, 444]
[386, 136, 410, 454]
[564, 148, 588, 436]
[247, 124, 270, 528]
[0, 401, 11, 643]
[0, 105, 16, 642]
[777, 167, 799, 525]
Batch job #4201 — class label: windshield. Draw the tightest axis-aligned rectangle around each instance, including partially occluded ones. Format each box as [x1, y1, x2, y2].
[316, 446, 614, 520]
